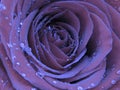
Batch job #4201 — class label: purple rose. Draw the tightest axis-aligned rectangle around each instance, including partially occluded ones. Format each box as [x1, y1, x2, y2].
[0, 0, 120, 90]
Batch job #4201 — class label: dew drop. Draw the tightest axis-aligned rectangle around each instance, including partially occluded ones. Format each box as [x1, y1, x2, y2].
[17, 27, 21, 32]
[9, 22, 12, 26]
[21, 73, 26, 77]
[90, 83, 95, 87]
[111, 80, 116, 84]
[77, 86, 83, 90]
[12, 56, 16, 60]
[27, 63, 30, 66]
[25, 47, 32, 53]
[20, 22, 23, 26]
[1, 80, 4, 83]
[20, 43, 25, 49]
[7, 43, 13, 48]
[36, 72, 44, 78]
[16, 62, 20, 66]
[67, 59, 70, 61]
[116, 70, 120, 75]
[53, 81, 57, 84]
[0, 3, 6, 10]
[31, 88, 37, 90]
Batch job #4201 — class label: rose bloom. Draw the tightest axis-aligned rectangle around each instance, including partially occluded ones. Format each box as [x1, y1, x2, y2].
[0, 0, 120, 90]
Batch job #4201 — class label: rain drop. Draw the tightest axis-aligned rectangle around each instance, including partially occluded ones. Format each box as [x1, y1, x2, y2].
[20, 22, 23, 26]
[53, 81, 57, 84]
[111, 80, 116, 84]
[16, 62, 20, 66]
[21, 73, 26, 77]
[12, 56, 16, 60]
[116, 70, 120, 75]
[9, 22, 12, 26]
[90, 83, 95, 87]
[31, 88, 37, 90]
[27, 63, 30, 67]
[1, 80, 4, 83]
[0, 3, 6, 10]
[17, 27, 21, 32]
[67, 59, 70, 61]
[7, 43, 13, 48]
[77, 86, 83, 90]
[20, 43, 25, 49]
[36, 72, 44, 78]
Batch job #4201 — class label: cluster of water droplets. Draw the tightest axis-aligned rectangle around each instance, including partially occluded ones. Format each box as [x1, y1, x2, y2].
[0, 2, 6, 11]
[35, 72, 45, 79]
[77, 86, 84, 90]
[31, 87, 37, 90]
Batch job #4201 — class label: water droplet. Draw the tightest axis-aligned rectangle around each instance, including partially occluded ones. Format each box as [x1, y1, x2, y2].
[77, 86, 83, 90]
[16, 62, 20, 66]
[111, 80, 116, 84]
[9, 22, 12, 26]
[25, 47, 31, 53]
[116, 70, 120, 75]
[3, 80, 8, 87]
[12, 56, 16, 60]
[0, 3, 6, 10]
[1, 80, 4, 83]
[7, 43, 13, 48]
[67, 59, 70, 61]
[21, 73, 26, 77]
[90, 83, 95, 87]
[48, 26, 52, 31]
[17, 27, 21, 32]
[53, 81, 57, 84]
[31, 88, 37, 90]
[20, 22, 23, 26]
[20, 43, 25, 49]
[27, 63, 30, 66]
[36, 72, 44, 78]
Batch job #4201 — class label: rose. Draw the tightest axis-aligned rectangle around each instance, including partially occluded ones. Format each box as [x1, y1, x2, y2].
[0, 0, 120, 90]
